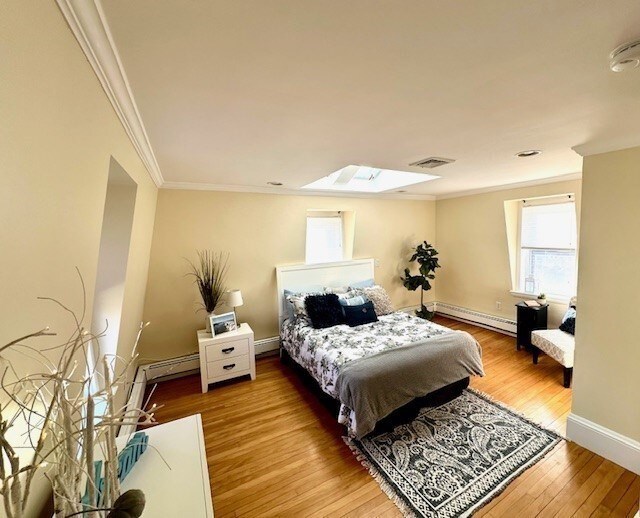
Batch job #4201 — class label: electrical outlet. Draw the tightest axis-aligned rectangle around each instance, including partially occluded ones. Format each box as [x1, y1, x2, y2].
[374, 259, 380, 268]
[495, 301, 502, 310]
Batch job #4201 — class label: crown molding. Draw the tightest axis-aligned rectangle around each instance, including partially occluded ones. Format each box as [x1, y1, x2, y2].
[57, 0, 164, 187]
[572, 136, 640, 157]
[161, 181, 436, 201]
[54, 1, 589, 199]
[434, 172, 583, 201]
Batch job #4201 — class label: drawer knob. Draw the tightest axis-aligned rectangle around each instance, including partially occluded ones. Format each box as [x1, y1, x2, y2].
[221, 347, 235, 354]
[223, 363, 236, 370]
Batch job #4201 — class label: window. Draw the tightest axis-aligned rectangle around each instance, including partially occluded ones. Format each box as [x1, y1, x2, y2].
[305, 211, 343, 264]
[517, 197, 577, 299]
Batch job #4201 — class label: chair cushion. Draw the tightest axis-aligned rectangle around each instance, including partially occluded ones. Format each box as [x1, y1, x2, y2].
[531, 329, 575, 368]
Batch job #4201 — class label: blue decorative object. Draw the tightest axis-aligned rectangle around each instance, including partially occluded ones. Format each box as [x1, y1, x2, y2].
[82, 432, 148, 509]
[118, 432, 149, 482]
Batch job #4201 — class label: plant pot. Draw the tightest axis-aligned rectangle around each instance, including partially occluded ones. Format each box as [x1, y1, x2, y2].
[537, 298, 547, 306]
[415, 305, 435, 321]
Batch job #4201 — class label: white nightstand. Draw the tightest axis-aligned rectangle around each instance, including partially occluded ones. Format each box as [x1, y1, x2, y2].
[197, 323, 255, 393]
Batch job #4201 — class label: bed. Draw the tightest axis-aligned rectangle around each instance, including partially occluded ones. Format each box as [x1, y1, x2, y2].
[276, 259, 484, 438]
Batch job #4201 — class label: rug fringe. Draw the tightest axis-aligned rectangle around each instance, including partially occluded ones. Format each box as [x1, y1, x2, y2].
[343, 436, 419, 518]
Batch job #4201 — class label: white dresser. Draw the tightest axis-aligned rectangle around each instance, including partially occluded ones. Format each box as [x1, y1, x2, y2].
[197, 323, 255, 393]
[117, 414, 213, 517]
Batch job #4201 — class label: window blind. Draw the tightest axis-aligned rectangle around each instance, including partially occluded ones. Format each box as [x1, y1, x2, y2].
[305, 216, 343, 264]
[521, 202, 577, 250]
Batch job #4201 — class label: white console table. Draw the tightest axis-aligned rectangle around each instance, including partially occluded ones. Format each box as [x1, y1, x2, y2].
[117, 414, 214, 517]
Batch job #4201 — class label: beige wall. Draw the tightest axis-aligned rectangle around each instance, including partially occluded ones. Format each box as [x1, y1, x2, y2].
[1, 2, 158, 511]
[435, 180, 582, 327]
[572, 147, 640, 442]
[140, 190, 435, 361]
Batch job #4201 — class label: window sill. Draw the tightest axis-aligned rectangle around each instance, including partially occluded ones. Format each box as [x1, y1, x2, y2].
[509, 291, 570, 305]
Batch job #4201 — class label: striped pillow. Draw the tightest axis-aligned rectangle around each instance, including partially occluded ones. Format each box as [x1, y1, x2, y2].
[338, 295, 369, 306]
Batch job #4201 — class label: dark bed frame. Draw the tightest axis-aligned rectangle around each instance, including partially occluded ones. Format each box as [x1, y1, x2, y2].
[280, 347, 470, 437]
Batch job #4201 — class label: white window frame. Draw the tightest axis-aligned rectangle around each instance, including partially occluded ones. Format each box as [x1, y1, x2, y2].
[511, 195, 577, 303]
[305, 211, 345, 264]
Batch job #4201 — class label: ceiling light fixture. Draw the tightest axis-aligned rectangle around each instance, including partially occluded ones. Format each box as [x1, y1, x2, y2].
[516, 150, 542, 158]
[267, 181, 283, 186]
[610, 39, 640, 72]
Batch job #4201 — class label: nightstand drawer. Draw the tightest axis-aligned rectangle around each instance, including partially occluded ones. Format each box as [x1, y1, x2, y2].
[207, 355, 250, 379]
[205, 338, 249, 362]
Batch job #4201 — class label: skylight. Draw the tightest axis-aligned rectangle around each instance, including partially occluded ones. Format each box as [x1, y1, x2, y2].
[301, 165, 439, 193]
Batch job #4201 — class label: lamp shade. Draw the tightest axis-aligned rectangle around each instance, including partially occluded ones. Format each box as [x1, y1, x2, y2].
[227, 289, 244, 308]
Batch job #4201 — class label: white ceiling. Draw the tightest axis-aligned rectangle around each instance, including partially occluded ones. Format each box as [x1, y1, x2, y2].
[98, 0, 640, 198]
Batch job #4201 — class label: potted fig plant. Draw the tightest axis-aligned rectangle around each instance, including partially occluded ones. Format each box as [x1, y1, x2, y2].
[187, 250, 229, 333]
[401, 241, 441, 320]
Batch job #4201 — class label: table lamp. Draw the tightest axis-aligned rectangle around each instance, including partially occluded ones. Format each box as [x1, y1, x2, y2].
[227, 289, 244, 323]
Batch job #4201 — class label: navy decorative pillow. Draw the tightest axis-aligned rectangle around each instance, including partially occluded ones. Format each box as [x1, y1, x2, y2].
[343, 301, 378, 327]
[560, 317, 576, 335]
[305, 294, 344, 329]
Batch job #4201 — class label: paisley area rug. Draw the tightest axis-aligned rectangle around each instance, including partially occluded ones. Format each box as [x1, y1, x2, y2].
[345, 389, 562, 518]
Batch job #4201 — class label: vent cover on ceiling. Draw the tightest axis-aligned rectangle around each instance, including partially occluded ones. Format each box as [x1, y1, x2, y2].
[409, 157, 455, 169]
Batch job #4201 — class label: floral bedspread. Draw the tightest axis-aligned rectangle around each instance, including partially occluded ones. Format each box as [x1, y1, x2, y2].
[280, 312, 456, 434]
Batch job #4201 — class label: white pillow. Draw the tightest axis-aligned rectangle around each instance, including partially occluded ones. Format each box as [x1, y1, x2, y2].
[324, 286, 351, 294]
[362, 285, 394, 316]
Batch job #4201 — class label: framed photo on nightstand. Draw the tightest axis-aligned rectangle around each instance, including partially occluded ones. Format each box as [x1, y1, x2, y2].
[210, 311, 237, 336]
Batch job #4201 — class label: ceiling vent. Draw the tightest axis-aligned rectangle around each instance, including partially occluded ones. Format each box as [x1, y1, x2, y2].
[409, 157, 455, 169]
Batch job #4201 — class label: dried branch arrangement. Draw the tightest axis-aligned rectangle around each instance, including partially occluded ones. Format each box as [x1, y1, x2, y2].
[0, 276, 158, 517]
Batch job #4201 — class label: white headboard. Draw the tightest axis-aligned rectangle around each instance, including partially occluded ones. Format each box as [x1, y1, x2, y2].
[275, 259, 375, 327]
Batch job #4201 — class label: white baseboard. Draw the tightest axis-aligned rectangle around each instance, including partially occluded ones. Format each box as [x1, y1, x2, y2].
[434, 302, 517, 336]
[119, 365, 148, 437]
[567, 413, 640, 475]
[399, 302, 436, 315]
[119, 354, 201, 436]
[255, 336, 280, 355]
[146, 353, 200, 382]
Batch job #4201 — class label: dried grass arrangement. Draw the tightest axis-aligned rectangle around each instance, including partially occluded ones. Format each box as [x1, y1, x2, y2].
[0, 273, 158, 517]
[186, 250, 229, 314]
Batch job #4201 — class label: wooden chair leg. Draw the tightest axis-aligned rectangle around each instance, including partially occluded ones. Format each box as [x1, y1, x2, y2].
[532, 346, 540, 365]
[563, 367, 573, 388]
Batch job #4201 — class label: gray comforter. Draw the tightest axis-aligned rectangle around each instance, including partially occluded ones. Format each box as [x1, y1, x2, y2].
[335, 331, 484, 437]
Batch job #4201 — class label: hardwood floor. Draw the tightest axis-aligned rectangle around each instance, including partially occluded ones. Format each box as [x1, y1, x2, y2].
[144, 316, 639, 517]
